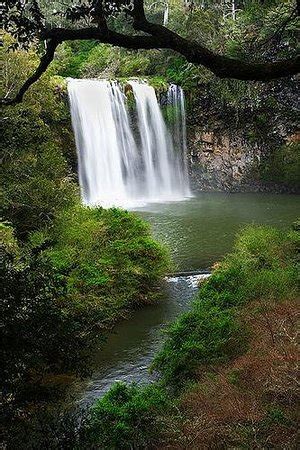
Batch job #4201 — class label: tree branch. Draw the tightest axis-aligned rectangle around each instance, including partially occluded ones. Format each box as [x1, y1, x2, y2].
[2, 39, 59, 105]
[1, 28, 164, 105]
[2, 2, 300, 106]
[130, 5, 300, 81]
[43, 27, 164, 48]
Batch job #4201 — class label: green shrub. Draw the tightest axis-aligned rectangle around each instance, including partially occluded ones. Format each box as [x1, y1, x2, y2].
[80, 43, 117, 78]
[153, 225, 299, 386]
[152, 300, 246, 385]
[2, 127, 78, 238]
[198, 225, 299, 309]
[85, 382, 170, 449]
[41, 206, 170, 311]
[113, 51, 150, 78]
[52, 40, 99, 78]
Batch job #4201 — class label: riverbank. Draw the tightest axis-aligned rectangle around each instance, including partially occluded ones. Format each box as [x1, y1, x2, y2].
[1, 207, 170, 441]
[4, 222, 299, 449]
[78, 223, 299, 449]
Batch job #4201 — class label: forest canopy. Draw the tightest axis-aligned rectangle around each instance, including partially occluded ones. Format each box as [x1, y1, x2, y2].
[2, 0, 300, 105]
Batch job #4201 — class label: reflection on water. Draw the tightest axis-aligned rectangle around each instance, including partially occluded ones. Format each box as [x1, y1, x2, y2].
[82, 193, 299, 403]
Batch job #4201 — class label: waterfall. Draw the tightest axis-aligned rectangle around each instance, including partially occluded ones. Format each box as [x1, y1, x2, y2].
[68, 79, 191, 208]
[167, 83, 190, 191]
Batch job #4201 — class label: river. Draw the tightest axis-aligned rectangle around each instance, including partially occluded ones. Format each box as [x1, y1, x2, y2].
[82, 192, 299, 404]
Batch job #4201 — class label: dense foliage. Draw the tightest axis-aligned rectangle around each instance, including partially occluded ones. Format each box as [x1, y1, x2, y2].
[1, 31, 169, 420]
[153, 225, 299, 385]
[79, 224, 299, 449]
[1, 224, 90, 402]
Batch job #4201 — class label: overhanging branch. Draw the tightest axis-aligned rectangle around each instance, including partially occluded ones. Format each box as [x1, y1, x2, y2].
[130, 4, 300, 80]
[2, 39, 59, 106]
[2, 1, 300, 106]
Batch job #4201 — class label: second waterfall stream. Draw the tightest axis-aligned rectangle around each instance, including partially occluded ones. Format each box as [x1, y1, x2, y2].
[68, 79, 191, 208]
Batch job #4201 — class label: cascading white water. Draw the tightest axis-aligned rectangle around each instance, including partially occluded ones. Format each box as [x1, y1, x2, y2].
[68, 79, 130, 206]
[167, 83, 190, 191]
[68, 78, 191, 208]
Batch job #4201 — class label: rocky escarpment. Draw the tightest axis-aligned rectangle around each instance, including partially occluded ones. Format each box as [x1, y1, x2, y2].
[188, 127, 299, 193]
[186, 79, 299, 193]
[188, 130, 262, 192]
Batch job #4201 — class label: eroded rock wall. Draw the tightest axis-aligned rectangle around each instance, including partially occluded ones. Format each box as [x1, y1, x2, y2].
[188, 129, 262, 191]
[186, 80, 299, 193]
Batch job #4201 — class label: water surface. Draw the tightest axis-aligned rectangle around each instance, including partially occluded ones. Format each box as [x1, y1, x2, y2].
[82, 192, 299, 403]
[138, 192, 300, 270]
[83, 274, 208, 404]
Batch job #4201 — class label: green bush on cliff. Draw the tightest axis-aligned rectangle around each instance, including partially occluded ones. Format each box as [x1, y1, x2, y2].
[260, 143, 300, 189]
[41, 205, 169, 311]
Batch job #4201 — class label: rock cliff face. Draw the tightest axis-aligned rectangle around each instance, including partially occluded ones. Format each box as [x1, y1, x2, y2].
[188, 129, 262, 192]
[186, 80, 299, 193]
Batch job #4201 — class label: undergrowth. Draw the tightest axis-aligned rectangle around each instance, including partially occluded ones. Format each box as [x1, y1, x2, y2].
[152, 225, 299, 386]
[81, 224, 299, 449]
